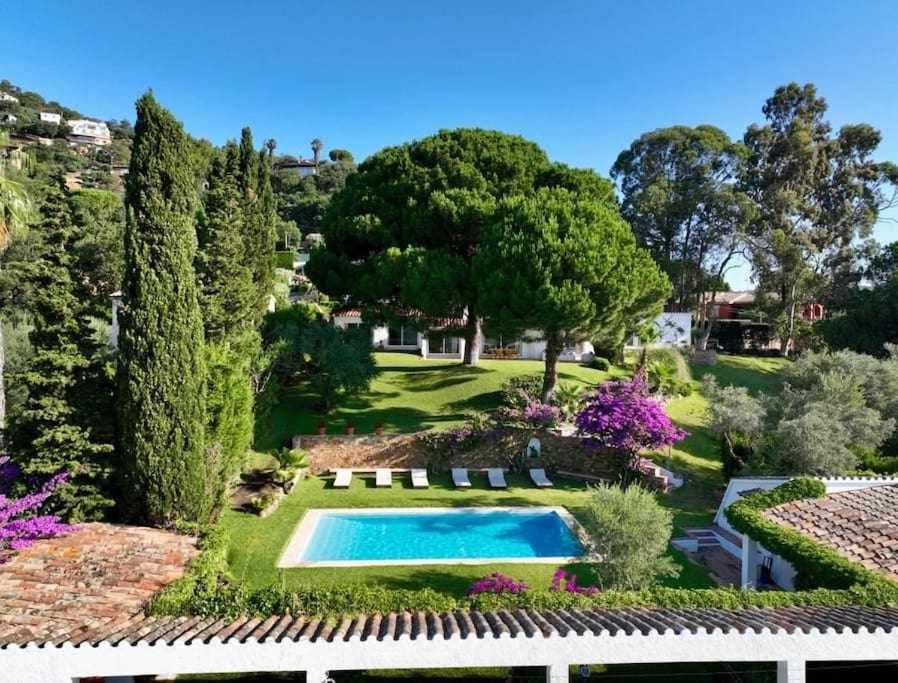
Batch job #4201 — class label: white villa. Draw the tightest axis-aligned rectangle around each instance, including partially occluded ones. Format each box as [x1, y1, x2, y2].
[627, 311, 692, 348]
[709, 476, 898, 590]
[40, 111, 62, 124]
[332, 309, 596, 362]
[68, 119, 111, 146]
[0, 91, 18, 103]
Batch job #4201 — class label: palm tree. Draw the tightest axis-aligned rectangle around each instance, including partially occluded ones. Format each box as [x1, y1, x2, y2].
[310, 138, 323, 165]
[0, 172, 31, 447]
[264, 138, 277, 162]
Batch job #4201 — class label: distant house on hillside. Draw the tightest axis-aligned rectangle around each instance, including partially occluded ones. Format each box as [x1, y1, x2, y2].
[696, 290, 824, 352]
[274, 155, 318, 177]
[0, 91, 18, 104]
[332, 309, 595, 362]
[0, 113, 16, 126]
[40, 111, 62, 124]
[67, 119, 111, 146]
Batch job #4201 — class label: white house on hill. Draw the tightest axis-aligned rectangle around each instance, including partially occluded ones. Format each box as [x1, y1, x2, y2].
[40, 111, 62, 124]
[332, 309, 595, 362]
[0, 91, 18, 103]
[68, 119, 111, 146]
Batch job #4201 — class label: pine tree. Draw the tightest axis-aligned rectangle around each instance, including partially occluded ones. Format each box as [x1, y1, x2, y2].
[196, 144, 256, 340]
[12, 180, 114, 520]
[117, 93, 208, 525]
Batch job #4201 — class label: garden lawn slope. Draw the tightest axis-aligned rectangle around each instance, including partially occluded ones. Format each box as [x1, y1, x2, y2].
[256, 353, 622, 450]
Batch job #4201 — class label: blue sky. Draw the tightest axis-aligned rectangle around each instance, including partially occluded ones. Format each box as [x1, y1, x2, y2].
[4, 0, 898, 287]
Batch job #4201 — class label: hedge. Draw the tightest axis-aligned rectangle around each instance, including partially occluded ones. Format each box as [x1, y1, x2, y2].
[275, 250, 296, 270]
[149, 525, 898, 620]
[724, 478, 896, 591]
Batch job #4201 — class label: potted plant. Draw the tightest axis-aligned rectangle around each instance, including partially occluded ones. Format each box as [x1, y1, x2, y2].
[374, 422, 384, 436]
[316, 421, 326, 436]
[345, 422, 356, 435]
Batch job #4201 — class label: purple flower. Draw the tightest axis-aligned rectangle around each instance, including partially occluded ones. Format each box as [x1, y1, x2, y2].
[522, 402, 560, 428]
[466, 572, 529, 596]
[574, 377, 687, 455]
[0, 456, 75, 563]
[549, 568, 599, 595]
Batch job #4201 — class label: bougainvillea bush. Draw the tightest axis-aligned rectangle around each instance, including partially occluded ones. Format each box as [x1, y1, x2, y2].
[466, 572, 529, 596]
[575, 377, 687, 461]
[0, 456, 74, 562]
[522, 401, 561, 428]
[551, 568, 599, 595]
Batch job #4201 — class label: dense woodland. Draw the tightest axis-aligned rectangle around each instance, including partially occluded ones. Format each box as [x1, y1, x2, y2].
[1, 78, 898, 528]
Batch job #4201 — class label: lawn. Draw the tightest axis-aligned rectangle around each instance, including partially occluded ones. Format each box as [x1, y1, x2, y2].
[255, 352, 624, 451]
[224, 352, 789, 597]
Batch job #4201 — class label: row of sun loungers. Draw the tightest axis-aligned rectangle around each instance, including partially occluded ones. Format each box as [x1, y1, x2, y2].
[334, 467, 553, 489]
[333, 468, 430, 489]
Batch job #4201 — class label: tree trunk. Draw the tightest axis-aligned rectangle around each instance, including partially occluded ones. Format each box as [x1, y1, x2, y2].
[462, 315, 482, 366]
[541, 334, 562, 402]
[782, 282, 798, 357]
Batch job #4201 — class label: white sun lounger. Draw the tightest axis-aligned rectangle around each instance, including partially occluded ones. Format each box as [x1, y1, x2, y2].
[451, 468, 471, 488]
[376, 468, 392, 487]
[411, 468, 429, 488]
[488, 468, 507, 489]
[529, 468, 553, 488]
[332, 469, 352, 488]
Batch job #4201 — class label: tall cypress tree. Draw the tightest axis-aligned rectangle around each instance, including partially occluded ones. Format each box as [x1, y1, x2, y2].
[117, 93, 208, 525]
[237, 128, 275, 321]
[196, 144, 256, 340]
[12, 180, 114, 520]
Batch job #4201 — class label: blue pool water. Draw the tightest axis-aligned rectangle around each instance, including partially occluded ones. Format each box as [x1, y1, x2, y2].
[299, 508, 582, 562]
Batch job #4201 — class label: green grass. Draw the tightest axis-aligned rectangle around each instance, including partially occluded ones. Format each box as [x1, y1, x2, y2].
[255, 352, 623, 451]
[224, 352, 788, 597]
[221, 471, 712, 594]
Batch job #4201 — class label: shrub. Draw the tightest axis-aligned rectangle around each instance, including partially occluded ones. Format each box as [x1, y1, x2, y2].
[550, 568, 599, 595]
[522, 401, 560, 428]
[590, 356, 611, 371]
[274, 250, 295, 269]
[466, 572, 529, 596]
[580, 484, 678, 590]
[500, 374, 543, 409]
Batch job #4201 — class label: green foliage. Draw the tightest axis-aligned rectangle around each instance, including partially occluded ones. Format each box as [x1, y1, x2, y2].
[611, 125, 749, 312]
[475, 187, 670, 397]
[499, 374, 543, 409]
[725, 479, 897, 590]
[9, 180, 114, 520]
[581, 484, 678, 590]
[742, 83, 898, 354]
[821, 276, 898, 358]
[117, 92, 209, 525]
[68, 188, 124, 316]
[274, 250, 295, 269]
[301, 321, 378, 412]
[203, 336, 256, 517]
[553, 382, 585, 419]
[589, 356, 611, 371]
[196, 145, 257, 341]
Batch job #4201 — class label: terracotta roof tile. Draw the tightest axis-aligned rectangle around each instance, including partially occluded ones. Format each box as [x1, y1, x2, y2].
[764, 484, 898, 581]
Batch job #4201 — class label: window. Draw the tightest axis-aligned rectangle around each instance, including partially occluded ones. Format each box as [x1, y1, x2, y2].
[429, 334, 460, 354]
[388, 325, 415, 346]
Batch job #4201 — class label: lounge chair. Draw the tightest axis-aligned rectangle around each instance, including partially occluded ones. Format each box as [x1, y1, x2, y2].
[529, 468, 553, 488]
[332, 469, 352, 488]
[451, 468, 471, 488]
[376, 468, 392, 488]
[487, 468, 507, 489]
[411, 468, 429, 488]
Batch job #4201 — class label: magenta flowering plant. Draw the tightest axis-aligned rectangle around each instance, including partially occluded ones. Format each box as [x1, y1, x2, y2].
[550, 568, 599, 595]
[0, 456, 75, 563]
[466, 572, 529, 596]
[522, 401, 560, 428]
[574, 377, 687, 457]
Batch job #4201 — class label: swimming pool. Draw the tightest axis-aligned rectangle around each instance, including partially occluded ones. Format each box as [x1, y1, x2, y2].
[278, 507, 585, 567]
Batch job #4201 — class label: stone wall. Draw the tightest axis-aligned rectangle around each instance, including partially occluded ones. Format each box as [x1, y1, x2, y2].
[293, 430, 627, 481]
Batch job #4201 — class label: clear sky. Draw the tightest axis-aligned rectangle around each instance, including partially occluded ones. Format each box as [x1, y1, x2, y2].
[4, 0, 898, 287]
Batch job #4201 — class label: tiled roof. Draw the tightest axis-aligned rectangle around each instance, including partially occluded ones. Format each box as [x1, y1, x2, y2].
[3, 606, 898, 649]
[765, 484, 898, 580]
[0, 523, 197, 645]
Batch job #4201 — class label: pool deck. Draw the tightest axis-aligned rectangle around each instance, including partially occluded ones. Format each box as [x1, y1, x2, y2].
[277, 506, 591, 568]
